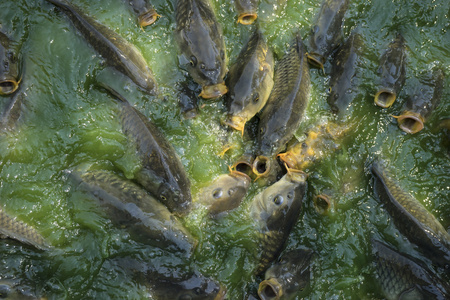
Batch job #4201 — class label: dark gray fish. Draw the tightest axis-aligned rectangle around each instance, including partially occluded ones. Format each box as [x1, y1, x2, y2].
[175, 0, 227, 99]
[46, 0, 157, 93]
[72, 169, 197, 255]
[250, 169, 308, 275]
[372, 239, 450, 300]
[374, 33, 407, 108]
[225, 29, 274, 135]
[234, 0, 259, 25]
[371, 159, 450, 270]
[127, 0, 160, 28]
[200, 170, 251, 218]
[1, 91, 26, 132]
[0, 31, 21, 96]
[0, 279, 43, 300]
[327, 31, 364, 115]
[394, 68, 444, 134]
[177, 81, 199, 119]
[307, 0, 349, 70]
[101, 84, 192, 216]
[258, 248, 313, 300]
[115, 257, 226, 300]
[0, 207, 50, 251]
[253, 34, 310, 181]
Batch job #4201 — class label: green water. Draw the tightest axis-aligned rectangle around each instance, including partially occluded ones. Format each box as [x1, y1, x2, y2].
[0, 0, 449, 299]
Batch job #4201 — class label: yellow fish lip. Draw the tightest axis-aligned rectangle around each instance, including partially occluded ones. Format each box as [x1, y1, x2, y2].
[138, 9, 160, 27]
[0, 76, 19, 95]
[374, 88, 396, 108]
[252, 155, 271, 180]
[305, 52, 325, 70]
[223, 115, 246, 136]
[199, 82, 228, 99]
[393, 111, 425, 134]
[258, 277, 283, 300]
[237, 13, 258, 25]
[277, 152, 297, 170]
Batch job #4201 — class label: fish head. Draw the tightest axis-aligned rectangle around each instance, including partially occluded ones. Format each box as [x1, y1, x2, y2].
[177, 37, 227, 99]
[158, 183, 192, 216]
[0, 48, 20, 95]
[153, 271, 226, 300]
[138, 9, 160, 27]
[252, 170, 307, 231]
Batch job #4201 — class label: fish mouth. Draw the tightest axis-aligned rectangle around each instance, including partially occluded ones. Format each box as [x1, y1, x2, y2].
[305, 52, 325, 70]
[224, 115, 246, 135]
[232, 154, 254, 178]
[0, 76, 19, 95]
[237, 13, 258, 25]
[252, 155, 271, 179]
[374, 89, 396, 108]
[138, 9, 160, 27]
[314, 194, 332, 214]
[229, 170, 251, 185]
[277, 152, 297, 170]
[258, 278, 283, 300]
[199, 82, 228, 99]
[394, 111, 424, 134]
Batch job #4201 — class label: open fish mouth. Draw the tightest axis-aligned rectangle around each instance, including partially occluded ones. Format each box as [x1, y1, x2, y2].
[224, 115, 246, 135]
[374, 89, 396, 108]
[252, 155, 271, 179]
[258, 278, 283, 300]
[0, 76, 19, 95]
[237, 13, 257, 25]
[305, 52, 325, 70]
[138, 9, 160, 27]
[199, 82, 228, 99]
[394, 111, 424, 134]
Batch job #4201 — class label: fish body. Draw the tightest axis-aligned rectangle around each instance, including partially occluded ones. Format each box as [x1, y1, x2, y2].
[307, 0, 349, 69]
[0, 207, 50, 251]
[372, 240, 450, 300]
[46, 0, 156, 93]
[396, 68, 444, 134]
[115, 258, 226, 300]
[278, 121, 348, 171]
[127, 0, 160, 27]
[0, 31, 21, 95]
[250, 169, 308, 275]
[102, 84, 192, 216]
[174, 0, 227, 99]
[234, 0, 259, 25]
[225, 29, 274, 134]
[327, 31, 364, 115]
[258, 248, 313, 300]
[371, 160, 450, 269]
[374, 33, 407, 108]
[73, 169, 197, 255]
[200, 170, 251, 218]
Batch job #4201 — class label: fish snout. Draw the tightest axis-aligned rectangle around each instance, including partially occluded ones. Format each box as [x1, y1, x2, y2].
[0, 75, 19, 95]
[199, 82, 228, 99]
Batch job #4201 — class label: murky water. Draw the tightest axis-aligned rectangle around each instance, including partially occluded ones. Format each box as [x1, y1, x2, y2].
[0, 0, 449, 299]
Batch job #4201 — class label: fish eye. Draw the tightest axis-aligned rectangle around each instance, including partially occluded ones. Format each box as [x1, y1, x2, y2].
[260, 127, 265, 135]
[212, 188, 223, 199]
[253, 96, 259, 103]
[287, 191, 294, 200]
[328, 87, 332, 93]
[161, 195, 167, 201]
[190, 56, 197, 67]
[273, 195, 283, 205]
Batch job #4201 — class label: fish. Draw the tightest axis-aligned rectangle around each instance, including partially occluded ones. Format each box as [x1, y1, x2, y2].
[253, 34, 310, 181]
[1, 91, 26, 132]
[394, 68, 444, 134]
[0, 279, 43, 299]
[0, 207, 50, 251]
[374, 33, 407, 108]
[234, 0, 259, 25]
[372, 239, 450, 300]
[46, 0, 157, 94]
[250, 168, 308, 275]
[174, 0, 228, 99]
[177, 82, 199, 119]
[258, 248, 313, 300]
[100, 83, 192, 216]
[127, 0, 160, 28]
[115, 257, 226, 300]
[0, 31, 21, 96]
[225, 29, 274, 135]
[200, 169, 251, 218]
[72, 169, 197, 255]
[278, 121, 349, 171]
[371, 159, 450, 270]
[231, 153, 255, 179]
[327, 31, 364, 115]
[307, 0, 349, 70]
